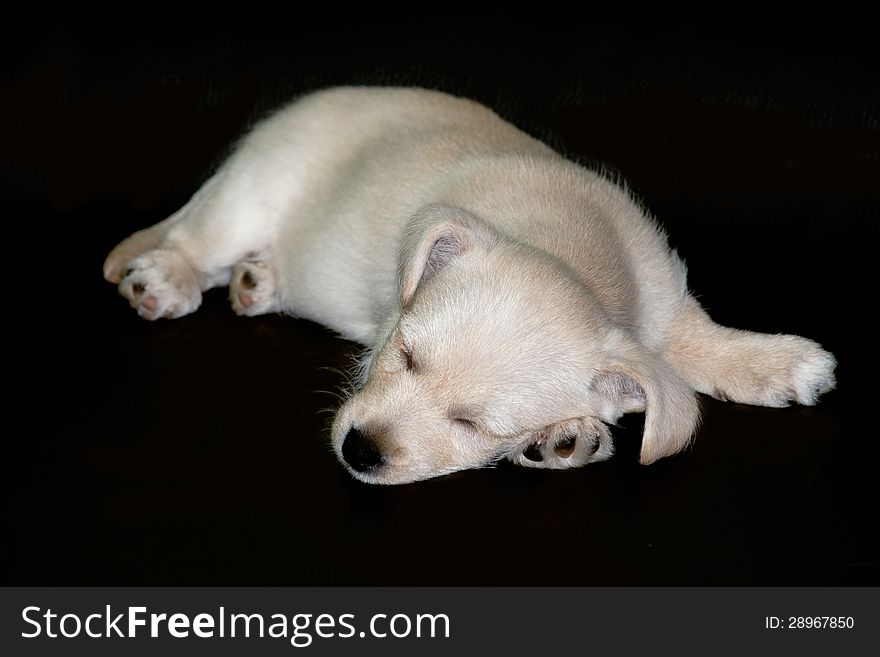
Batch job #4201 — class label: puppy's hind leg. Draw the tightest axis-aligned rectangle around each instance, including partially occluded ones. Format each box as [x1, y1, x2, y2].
[105, 201, 208, 320]
[663, 297, 836, 407]
[117, 248, 205, 320]
[106, 164, 282, 320]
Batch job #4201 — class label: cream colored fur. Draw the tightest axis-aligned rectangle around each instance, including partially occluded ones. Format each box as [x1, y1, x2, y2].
[104, 87, 836, 484]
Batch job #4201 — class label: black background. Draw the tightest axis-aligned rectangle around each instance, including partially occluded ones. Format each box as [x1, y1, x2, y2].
[3, 7, 877, 584]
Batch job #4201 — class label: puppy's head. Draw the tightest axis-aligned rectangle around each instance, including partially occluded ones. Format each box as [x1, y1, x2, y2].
[331, 204, 698, 484]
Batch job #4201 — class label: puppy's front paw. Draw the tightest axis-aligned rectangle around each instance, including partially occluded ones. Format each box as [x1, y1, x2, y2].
[229, 256, 279, 316]
[789, 344, 837, 405]
[512, 417, 613, 470]
[118, 249, 202, 320]
[724, 335, 837, 408]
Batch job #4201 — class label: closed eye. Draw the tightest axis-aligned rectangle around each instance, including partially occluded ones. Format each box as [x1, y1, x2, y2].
[452, 417, 478, 431]
[449, 404, 484, 431]
[400, 345, 416, 372]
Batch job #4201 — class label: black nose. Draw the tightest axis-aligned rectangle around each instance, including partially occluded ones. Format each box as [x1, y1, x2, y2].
[342, 427, 385, 472]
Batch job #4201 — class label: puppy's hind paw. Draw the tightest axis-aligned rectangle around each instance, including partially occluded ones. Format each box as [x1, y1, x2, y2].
[230, 256, 279, 316]
[118, 249, 202, 320]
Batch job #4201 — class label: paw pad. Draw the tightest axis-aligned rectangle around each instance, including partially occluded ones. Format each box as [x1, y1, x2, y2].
[554, 434, 577, 458]
[240, 271, 257, 290]
[522, 443, 544, 462]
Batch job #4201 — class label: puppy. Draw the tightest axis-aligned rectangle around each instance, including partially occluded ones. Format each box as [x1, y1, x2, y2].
[103, 87, 836, 484]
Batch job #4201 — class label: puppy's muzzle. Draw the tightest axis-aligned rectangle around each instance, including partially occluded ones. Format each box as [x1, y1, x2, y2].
[341, 427, 385, 473]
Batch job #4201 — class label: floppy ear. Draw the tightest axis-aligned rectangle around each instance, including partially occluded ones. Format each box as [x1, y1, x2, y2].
[591, 351, 700, 465]
[398, 203, 497, 308]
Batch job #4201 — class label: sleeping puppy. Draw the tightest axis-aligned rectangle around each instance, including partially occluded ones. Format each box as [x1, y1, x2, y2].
[103, 87, 837, 484]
